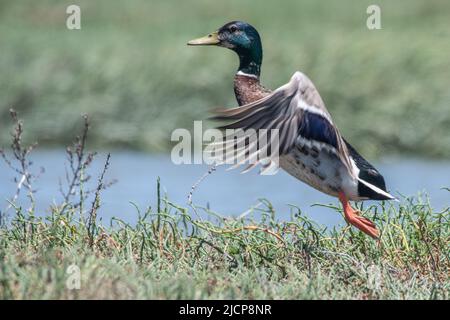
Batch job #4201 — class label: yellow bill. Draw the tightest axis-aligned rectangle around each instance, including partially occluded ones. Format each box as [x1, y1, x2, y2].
[187, 31, 220, 46]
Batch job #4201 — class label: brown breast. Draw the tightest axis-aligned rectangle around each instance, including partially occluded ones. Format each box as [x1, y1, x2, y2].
[233, 74, 272, 106]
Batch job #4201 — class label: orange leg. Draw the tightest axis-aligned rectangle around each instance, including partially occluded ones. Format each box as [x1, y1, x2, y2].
[338, 192, 379, 239]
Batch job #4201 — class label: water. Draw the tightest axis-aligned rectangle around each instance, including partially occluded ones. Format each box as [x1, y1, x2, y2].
[0, 150, 449, 227]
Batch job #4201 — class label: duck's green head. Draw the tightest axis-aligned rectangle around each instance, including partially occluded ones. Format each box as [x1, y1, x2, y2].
[188, 21, 263, 77]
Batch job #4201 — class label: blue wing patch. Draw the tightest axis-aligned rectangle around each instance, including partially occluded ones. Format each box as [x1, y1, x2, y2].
[298, 111, 338, 149]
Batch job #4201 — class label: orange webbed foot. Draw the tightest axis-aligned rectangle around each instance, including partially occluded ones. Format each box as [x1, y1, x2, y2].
[338, 192, 379, 239]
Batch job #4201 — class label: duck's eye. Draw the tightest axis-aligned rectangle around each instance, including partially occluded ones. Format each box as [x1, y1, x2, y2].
[229, 26, 237, 33]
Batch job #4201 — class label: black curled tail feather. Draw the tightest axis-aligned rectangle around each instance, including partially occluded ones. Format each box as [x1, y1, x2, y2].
[344, 139, 394, 201]
[358, 169, 391, 200]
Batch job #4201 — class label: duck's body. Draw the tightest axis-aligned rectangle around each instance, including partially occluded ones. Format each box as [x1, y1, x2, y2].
[188, 21, 395, 239]
[233, 73, 390, 202]
[233, 73, 354, 199]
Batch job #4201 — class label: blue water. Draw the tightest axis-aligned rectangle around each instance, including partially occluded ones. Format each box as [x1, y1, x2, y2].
[0, 150, 449, 227]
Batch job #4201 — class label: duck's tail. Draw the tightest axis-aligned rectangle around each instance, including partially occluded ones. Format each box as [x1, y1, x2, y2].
[357, 177, 397, 201]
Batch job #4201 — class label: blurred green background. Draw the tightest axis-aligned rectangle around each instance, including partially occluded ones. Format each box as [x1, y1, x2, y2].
[1, 0, 449, 157]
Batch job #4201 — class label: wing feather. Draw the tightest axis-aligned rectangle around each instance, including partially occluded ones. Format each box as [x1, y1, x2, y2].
[208, 72, 354, 176]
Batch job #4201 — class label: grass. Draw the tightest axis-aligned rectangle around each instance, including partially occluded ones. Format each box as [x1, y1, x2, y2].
[0, 111, 448, 300]
[1, 0, 450, 157]
[0, 181, 448, 299]
[0, 1, 449, 299]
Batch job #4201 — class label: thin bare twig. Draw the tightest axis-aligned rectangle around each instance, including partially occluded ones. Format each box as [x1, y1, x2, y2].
[188, 164, 217, 205]
[88, 153, 112, 247]
[59, 114, 96, 214]
[0, 109, 42, 222]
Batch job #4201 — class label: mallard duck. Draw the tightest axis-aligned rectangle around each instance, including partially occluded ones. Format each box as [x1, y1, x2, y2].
[188, 21, 395, 239]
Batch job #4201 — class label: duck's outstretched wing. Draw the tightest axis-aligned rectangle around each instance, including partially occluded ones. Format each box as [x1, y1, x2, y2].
[208, 71, 354, 176]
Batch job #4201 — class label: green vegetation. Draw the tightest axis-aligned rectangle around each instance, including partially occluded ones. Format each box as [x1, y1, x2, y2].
[0, 1, 449, 300]
[1, 0, 450, 157]
[0, 182, 448, 299]
[0, 111, 448, 300]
